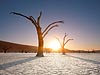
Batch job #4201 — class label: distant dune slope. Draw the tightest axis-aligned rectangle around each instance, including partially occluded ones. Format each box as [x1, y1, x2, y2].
[0, 40, 37, 53]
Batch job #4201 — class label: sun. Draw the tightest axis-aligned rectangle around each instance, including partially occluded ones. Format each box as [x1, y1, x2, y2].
[48, 40, 61, 51]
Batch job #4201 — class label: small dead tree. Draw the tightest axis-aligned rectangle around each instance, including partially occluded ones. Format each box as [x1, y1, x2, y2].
[56, 33, 73, 55]
[2, 46, 11, 53]
[10, 11, 64, 57]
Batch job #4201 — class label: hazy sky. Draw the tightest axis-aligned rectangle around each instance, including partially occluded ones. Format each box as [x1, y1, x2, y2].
[0, 0, 100, 50]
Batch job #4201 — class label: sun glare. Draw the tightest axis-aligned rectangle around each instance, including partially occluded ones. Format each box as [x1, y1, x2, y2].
[48, 40, 61, 51]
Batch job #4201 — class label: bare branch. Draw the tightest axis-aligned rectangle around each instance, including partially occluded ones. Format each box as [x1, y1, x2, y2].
[42, 21, 64, 35]
[10, 12, 29, 19]
[63, 33, 68, 45]
[43, 25, 59, 38]
[37, 11, 42, 25]
[10, 12, 37, 27]
[55, 37, 63, 47]
[64, 39, 73, 46]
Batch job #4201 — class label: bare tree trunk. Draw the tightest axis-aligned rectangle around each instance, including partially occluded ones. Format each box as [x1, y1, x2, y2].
[62, 46, 65, 55]
[36, 27, 44, 57]
[4, 49, 7, 53]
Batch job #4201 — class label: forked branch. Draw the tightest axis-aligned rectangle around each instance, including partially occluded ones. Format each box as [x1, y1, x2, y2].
[29, 16, 37, 25]
[55, 33, 73, 48]
[43, 25, 59, 38]
[42, 21, 64, 35]
[63, 33, 68, 45]
[64, 39, 73, 46]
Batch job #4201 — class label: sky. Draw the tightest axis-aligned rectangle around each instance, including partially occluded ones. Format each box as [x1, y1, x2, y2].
[0, 0, 100, 50]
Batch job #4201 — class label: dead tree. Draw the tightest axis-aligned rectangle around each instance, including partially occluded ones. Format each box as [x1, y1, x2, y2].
[2, 46, 11, 53]
[10, 11, 64, 57]
[56, 33, 73, 55]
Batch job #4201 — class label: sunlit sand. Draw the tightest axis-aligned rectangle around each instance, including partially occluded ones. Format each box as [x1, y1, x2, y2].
[0, 53, 100, 75]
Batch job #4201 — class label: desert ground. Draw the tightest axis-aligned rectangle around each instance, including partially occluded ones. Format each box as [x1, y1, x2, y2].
[0, 53, 100, 75]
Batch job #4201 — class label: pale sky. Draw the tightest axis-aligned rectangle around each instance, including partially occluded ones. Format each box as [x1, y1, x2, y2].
[0, 0, 100, 50]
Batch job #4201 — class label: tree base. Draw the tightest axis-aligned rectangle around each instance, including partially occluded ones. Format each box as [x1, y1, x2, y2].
[36, 54, 44, 57]
[62, 53, 65, 55]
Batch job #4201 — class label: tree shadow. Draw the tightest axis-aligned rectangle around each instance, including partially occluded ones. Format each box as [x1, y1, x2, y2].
[65, 54, 100, 64]
[0, 56, 40, 70]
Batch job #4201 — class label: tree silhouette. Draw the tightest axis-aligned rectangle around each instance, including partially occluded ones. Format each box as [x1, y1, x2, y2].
[56, 33, 73, 55]
[10, 11, 64, 57]
[2, 46, 11, 53]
